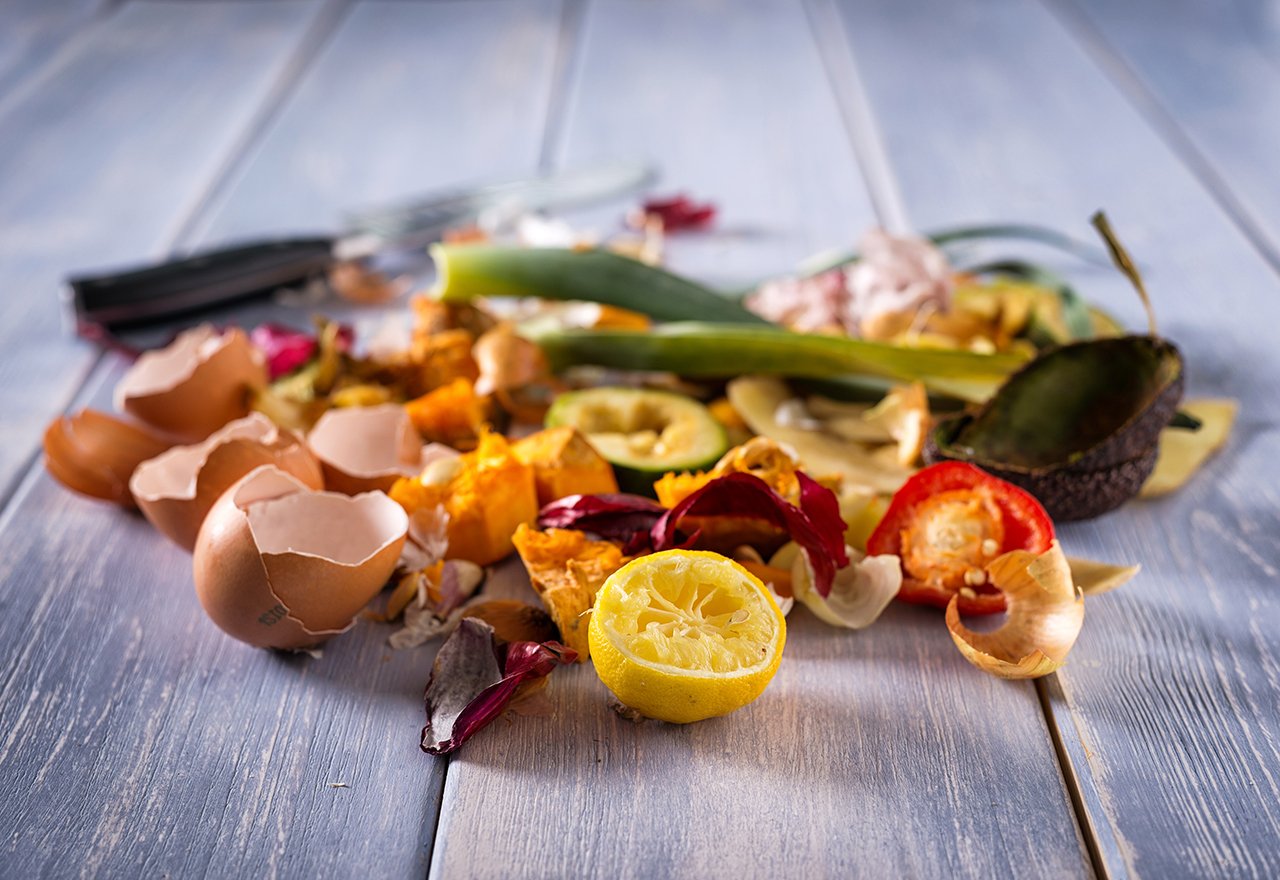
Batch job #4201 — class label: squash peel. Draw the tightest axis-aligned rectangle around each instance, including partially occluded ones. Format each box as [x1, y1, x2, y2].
[512, 524, 629, 661]
[945, 540, 1083, 679]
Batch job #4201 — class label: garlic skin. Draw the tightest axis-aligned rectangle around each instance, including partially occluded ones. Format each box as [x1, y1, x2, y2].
[115, 325, 267, 441]
[130, 414, 322, 551]
[192, 466, 408, 650]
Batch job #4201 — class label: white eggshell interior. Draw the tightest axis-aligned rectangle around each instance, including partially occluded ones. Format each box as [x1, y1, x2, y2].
[114, 325, 225, 404]
[308, 404, 457, 479]
[247, 491, 408, 565]
[130, 413, 278, 501]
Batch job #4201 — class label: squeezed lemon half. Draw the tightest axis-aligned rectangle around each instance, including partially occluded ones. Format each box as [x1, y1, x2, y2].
[588, 550, 786, 724]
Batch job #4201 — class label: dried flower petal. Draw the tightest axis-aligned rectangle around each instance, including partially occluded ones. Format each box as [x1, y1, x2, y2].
[652, 472, 848, 597]
[537, 493, 667, 545]
[389, 560, 485, 650]
[631, 194, 716, 231]
[945, 541, 1084, 680]
[791, 545, 900, 629]
[251, 322, 353, 381]
[421, 618, 576, 755]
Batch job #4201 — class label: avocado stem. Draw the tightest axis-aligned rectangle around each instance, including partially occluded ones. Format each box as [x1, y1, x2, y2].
[1091, 211, 1158, 337]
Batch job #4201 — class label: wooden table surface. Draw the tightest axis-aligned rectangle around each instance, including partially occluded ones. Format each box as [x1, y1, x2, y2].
[2, 2, 1278, 878]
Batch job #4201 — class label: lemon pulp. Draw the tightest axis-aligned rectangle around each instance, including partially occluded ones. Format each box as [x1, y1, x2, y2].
[589, 550, 786, 723]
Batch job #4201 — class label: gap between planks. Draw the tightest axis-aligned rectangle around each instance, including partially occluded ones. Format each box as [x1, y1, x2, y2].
[1041, 0, 1280, 282]
[0, 0, 352, 524]
[805, 1, 1110, 875]
[423, 0, 586, 867]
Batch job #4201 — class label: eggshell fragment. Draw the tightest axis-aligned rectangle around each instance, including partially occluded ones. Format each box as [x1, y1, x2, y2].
[43, 409, 172, 508]
[115, 325, 267, 441]
[193, 465, 408, 649]
[307, 403, 458, 494]
[130, 413, 323, 551]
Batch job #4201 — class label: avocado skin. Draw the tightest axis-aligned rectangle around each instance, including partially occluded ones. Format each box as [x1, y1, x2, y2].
[924, 416, 1161, 521]
[922, 336, 1183, 521]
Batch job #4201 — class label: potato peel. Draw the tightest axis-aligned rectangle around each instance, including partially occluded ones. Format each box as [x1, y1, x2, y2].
[945, 540, 1083, 679]
[1068, 556, 1141, 597]
[1141, 398, 1238, 498]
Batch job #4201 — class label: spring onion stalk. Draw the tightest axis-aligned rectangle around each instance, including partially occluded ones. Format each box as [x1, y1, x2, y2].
[529, 323, 1028, 402]
[431, 244, 769, 325]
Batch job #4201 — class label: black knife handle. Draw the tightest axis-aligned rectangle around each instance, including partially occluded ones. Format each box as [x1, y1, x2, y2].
[67, 236, 336, 329]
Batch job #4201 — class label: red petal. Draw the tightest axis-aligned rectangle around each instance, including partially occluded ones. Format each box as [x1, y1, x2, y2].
[651, 472, 846, 598]
[537, 493, 667, 546]
[641, 194, 717, 231]
[421, 619, 577, 755]
[250, 322, 354, 380]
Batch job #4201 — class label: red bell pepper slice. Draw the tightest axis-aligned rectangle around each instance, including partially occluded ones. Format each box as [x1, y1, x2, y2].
[867, 462, 1054, 615]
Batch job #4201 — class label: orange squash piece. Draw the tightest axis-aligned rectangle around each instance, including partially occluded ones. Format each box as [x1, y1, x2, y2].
[512, 523, 627, 661]
[512, 426, 618, 506]
[391, 431, 537, 566]
[404, 377, 488, 450]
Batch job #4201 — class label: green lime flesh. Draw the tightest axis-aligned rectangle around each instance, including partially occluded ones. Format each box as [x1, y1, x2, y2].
[546, 387, 729, 481]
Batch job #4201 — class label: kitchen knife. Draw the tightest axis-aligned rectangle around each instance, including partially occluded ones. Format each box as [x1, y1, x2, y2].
[66, 161, 656, 330]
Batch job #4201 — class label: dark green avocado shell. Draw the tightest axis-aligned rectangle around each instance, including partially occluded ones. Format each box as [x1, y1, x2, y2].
[924, 335, 1184, 521]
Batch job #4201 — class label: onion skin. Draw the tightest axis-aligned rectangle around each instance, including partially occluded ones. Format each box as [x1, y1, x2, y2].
[43, 409, 172, 508]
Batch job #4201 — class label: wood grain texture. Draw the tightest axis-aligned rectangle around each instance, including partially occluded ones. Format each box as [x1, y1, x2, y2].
[0, 1, 566, 876]
[0, 0, 108, 102]
[833, 0, 1280, 876]
[1052, 0, 1280, 273]
[0, 0, 330, 502]
[431, 2, 1092, 878]
[191, 0, 566, 245]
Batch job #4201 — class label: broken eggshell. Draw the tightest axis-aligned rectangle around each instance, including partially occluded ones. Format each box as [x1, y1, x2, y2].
[192, 465, 408, 649]
[307, 403, 458, 494]
[114, 325, 267, 441]
[43, 409, 172, 508]
[129, 413, 323, 551]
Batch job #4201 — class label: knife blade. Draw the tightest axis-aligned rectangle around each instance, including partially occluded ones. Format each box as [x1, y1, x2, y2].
[66, 161, 656, 330]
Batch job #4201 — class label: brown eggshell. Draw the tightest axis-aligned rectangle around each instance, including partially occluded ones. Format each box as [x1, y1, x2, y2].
[307, 403, 457, 494]
[192, 465, 408, 649]
[115, 325, 267, 441]
[43, 409, 173, 508]
[130, 413, 323, 551]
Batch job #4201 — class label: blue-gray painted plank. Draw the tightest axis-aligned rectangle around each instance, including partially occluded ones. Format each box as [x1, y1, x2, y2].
[1055, 0, 1280, 273]
[0, 0, 329, 501]
[834, 0, 1280, 876]
[429, 2, 1092, 877]
[1, 1, 566, 876]
[0, 0, 108, 102]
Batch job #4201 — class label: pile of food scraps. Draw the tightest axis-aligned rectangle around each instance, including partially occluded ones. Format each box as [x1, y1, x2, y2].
[44, 205, 1237, 754]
